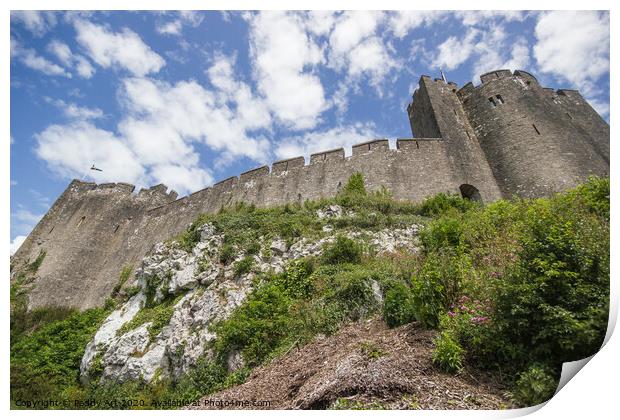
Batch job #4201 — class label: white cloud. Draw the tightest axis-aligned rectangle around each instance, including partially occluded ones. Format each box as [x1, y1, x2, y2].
[275, 123, 379, 160]
[11, 39, 71, 77]
[11, 208, 44, 244]
[35, 122, 146, 184]
[470, 27, 530, 80]
[534, 11, 609, 94]
[74, 19, 165, 76]
[587, 97, 610, 118]
[433, 29, 478, 71]
[388, 11, 446, 38]
[75, 55, 95, 78]
[34, 52, 275, 195]
[457, 11, 525, 27]
[47, 40, 95, 79]
[305, 11, 338, 36]
[45, 97, 104, 120]
[326, 11, 398, 90]
[47, 40, 73, 66]
[247, 11, 327, 130]
[156, 11, 204, 36]
[11, 11, 57, 36]
[149, 164, 213, 194]
[10, 236, 27, 256]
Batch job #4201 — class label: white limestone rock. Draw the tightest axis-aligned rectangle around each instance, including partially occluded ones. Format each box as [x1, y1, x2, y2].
[80, 292, 146, 382]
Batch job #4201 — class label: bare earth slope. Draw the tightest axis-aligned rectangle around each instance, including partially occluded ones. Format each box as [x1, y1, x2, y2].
[191, 317, 512, 410]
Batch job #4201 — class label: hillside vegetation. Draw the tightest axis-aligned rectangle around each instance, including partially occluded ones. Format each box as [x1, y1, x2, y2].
[10, 174, 609, 409]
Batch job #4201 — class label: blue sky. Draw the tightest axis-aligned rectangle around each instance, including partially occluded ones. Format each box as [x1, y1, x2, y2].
[9, 10, 610, 253]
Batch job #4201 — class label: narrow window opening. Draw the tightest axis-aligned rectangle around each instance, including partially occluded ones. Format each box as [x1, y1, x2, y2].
[494, 71, 499, 77]
[48, 226, 54, 234]
[495, 94, 504, 104]
[297, 193, 302, 201]
[453, 109, 457, 116]
[114, 224, 120, 233]
[566, 112, 573, 120]
[533, 124, 541, 135]
[76, 216, 85, 228]
[465, 132, 471, 140]
[488, 97, 497, 107]
[526, 80, 531, 86]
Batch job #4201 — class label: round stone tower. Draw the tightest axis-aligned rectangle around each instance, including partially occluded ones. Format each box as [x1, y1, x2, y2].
[457, 70, 609, 198]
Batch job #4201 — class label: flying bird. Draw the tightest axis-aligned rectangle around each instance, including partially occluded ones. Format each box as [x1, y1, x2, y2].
[90, 164, 103, 172]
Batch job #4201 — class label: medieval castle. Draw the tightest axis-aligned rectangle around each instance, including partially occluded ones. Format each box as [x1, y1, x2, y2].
[12, 69, 610, 310]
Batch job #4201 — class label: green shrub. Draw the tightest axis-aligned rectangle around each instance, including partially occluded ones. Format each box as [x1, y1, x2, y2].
[418, 192, 476, 217]
[214, 282, 294, 367]
[219, 243, 236, 264]
[11, 307, 109, 405]
[245, 240, 261, 256]
[432, 331, 464, 373]
[410, 253, 465, 328]
[274, 259, 315, 299]
[233, 256, 255, 277]
[321, 236, 363, 265]
[420, 216, 464, 252]
[327, 269, 379, 321]
[512, 366, 558, 407]
[342, 172, 367, 196]
[113, 265, 133, 296]
[383, 282, 416, 327]
[491, 197, 609, 368]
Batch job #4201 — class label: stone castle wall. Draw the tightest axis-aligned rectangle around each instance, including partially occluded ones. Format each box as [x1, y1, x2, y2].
[12, 69, 610, 310]
[15, 139, 464, 310]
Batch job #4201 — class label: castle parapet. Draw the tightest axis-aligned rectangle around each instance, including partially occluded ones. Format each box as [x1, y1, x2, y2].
[239, 165, 269, 184]
[272, 156, 305, 173]
[310, 148, 344, 164]
[352, 139, 389, 155]
[480, 69, 512, 84]
[138, 183, 177, 202]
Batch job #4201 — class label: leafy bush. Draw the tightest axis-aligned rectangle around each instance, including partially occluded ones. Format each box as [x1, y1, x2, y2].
[321, 236, 363, 265]
[512, 366, 558, 407]
[11, 307, 109, 405]
[274, 259, 315, 299]
[233, 256, 255, 277]
[420, 216, 464, 252]
[214, 282, 294, 367]
[432, 331, 464, 373]
[424, 177, 609, 380]
[219, 243, 236, 265]
[383, 282, 416, 327]
[410, 252, 466, 328]
[417, 192, 477, 217]
[491, 194, 609, 368]
[342, 172, 367, 196]
[326, 269, 379, 321]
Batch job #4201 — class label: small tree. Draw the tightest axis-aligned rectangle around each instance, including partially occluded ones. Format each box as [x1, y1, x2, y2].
[343, 172, 367, 196]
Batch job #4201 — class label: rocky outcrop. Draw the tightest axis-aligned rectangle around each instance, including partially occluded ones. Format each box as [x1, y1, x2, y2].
[80, 215, 422, 384]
